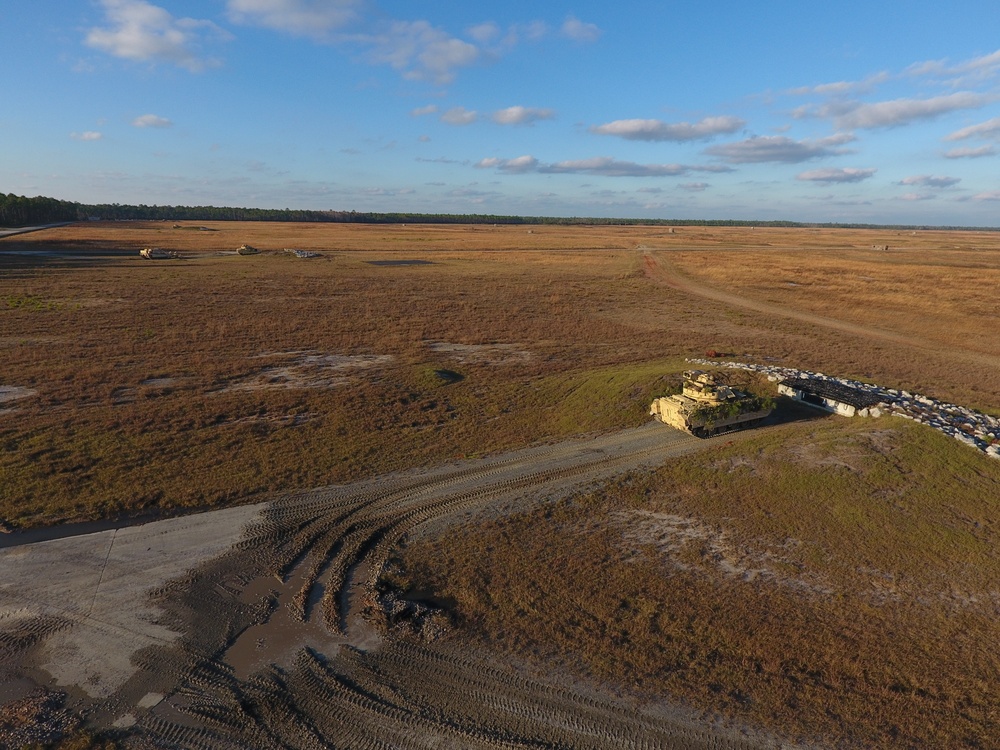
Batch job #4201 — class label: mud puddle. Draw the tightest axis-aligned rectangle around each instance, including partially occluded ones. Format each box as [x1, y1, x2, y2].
[224, 549, 383, 679]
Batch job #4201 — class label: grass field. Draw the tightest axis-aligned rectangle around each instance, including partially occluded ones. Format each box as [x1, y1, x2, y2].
[397, 416, 1000, 748]
[2, 221, 999, 528]
[4, 221, 1000, 747]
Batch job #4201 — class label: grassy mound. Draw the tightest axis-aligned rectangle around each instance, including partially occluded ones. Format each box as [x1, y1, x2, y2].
[395, 417, 1000, 748]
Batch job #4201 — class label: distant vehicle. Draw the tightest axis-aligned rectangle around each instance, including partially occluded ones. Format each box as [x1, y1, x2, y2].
[139, 247, 176, 259]
[650, 370, 774, 437]
[237, 244, 260, 255]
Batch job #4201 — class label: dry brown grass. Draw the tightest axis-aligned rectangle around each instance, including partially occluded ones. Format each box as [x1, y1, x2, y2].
[6, 221, 1000, 747]
[0, 222, 669, 526]
[651, 226, 1000, 406]
[399, 417, 1000, 748]
[3, 221, 1000, 528]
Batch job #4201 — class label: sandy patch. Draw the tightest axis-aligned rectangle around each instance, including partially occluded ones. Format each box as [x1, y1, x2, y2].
[0, 386, 37, 415]
[616, 510, 831, 593]
[0, 386, 36, 404]
[428, 341, 532, 365]
[0, 504, 265, 699]
[218, 412, 319, 428]
[224, 352, 393, 392]
[140, 377, 181, 387]
[112, 375, 197, 404]
[786, 443, 864, 473]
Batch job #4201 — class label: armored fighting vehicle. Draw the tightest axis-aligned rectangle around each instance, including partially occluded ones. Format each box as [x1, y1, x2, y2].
[237, 244, 260, 255]
[650, 370, 774, 437]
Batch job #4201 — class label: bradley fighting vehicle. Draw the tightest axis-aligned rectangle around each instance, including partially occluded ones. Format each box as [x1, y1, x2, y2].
[650, 370, 774, 437]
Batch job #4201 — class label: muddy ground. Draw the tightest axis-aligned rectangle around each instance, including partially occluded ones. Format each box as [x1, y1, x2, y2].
[0, 424, 803, 749]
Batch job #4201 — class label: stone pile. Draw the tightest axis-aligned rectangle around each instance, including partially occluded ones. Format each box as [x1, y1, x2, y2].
[688, 358, 1000, 461]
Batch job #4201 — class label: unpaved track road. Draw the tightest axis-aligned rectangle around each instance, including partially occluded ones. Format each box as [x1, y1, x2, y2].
[2, 424, 797, 749]
[0, 223, 73, 240]
[642, 249, 1000, 371]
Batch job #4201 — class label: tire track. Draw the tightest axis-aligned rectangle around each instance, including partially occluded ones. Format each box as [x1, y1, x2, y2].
[642, 249, 1000, 371]
[5, 424, 798, 749]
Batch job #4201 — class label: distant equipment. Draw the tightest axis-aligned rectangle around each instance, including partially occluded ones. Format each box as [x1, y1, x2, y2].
[650, 370, 774, 437]
[139, 247, 177, 259]
[237, 244, 260, 255]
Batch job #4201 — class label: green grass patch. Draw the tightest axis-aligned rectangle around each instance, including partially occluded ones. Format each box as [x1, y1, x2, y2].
[2, 294, 61, 311]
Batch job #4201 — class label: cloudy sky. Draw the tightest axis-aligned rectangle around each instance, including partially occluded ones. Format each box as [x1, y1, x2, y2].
[4, 0, 1000, 224]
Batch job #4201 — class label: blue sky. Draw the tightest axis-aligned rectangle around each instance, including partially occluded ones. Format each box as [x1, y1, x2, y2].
[4, 1, 1000, 224]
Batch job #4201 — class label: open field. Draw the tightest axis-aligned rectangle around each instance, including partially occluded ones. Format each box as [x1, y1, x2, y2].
[3, 222, 1000, 528]
[2, 221, 1000, 747]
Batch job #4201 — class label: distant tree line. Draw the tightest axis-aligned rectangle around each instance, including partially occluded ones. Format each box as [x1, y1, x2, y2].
[2, 191, 998, 231]
[0, 193, 79, 226]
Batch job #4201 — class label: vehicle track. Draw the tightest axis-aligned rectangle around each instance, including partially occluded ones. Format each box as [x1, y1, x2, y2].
[641, 249, 1000, 371]
[4, 424, 798, 748]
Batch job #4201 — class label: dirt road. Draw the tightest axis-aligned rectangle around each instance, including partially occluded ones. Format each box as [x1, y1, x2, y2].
[0, 223, 72, 240]
[1, 423, 796, 749]
[642, 249, 1000, 371]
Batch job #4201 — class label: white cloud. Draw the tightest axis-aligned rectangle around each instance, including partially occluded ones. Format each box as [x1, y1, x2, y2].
[898, 175, 960, 188]
[364, 20, 480, 84]
[561, 16, 601, 42]
[132, 113, 172, 128]
[492, 106, 555, 125]
[549, 157, 734, 177]
[519, 21, 549, 42]
[943, 145, 995, 159]
[411, 104, 439, 117]
[475, 155, 539, 173]
[475, 155, 731, 178]
[972, 191, 1000, 201]
[800, 92, 988, 130]
[543, 158, 689, 177]
[416, 156, 465, 164]
[441, 107, 478, 125]
[944, 117, 1000, 142]
[899, 193, 935, 201]
[796, 167, 876, 183]
[70, 131, 103, 141]
[908, 48, 1000, 85]
[86, 0, 227, 72]
[226, 0, 360, 39]
[467, 21, 500, 44]
[229, 4, 484, 84]
[705, 133, 855, 163]
[787, 72, 890, 97]
[220, 4, 574, 86]
[591, 116, 745, 142]
[467, 20, 549, 53]
[680, 182, 709, 192]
